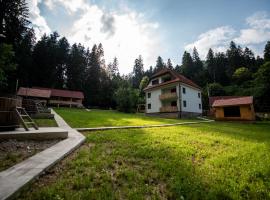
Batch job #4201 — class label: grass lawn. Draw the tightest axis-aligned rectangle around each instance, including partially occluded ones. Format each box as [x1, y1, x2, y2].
[54, 108, 198, 128]
[19, 122, 270, 199]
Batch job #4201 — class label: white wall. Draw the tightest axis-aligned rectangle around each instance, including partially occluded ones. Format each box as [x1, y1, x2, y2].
[146, 89, 162, 113]
[180, 83, 202, 113]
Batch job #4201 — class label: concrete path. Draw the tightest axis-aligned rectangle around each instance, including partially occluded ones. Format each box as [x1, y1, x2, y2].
[77, 119, 214, 132]
[0, 109, 85, 200]
[0, 127, 68, 140]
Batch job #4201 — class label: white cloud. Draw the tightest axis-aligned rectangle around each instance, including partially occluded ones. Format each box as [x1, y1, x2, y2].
[40, 0, 162, 74]
[27, 0, 51, 39]
[27, 0, 162, 74]
[185, 11, 270, 59]
[185, 26, 236, 58]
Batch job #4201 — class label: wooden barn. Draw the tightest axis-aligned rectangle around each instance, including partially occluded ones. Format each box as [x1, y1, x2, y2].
[17, 87, 84, 108]
[212, 96, 255, 121]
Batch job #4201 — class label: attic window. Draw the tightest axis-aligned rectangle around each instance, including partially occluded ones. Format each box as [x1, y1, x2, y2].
[152, 79, 159, 85]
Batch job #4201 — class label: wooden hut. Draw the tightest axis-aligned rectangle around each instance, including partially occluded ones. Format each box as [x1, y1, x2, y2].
[212, 96, 255, 121]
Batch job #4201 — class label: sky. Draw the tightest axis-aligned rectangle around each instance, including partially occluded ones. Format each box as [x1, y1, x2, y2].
[27, 0, 270, 74]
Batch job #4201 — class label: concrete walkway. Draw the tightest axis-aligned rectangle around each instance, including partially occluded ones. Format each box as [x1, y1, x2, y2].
[77, 119, 214, 132]
[0, 110, 85, 200]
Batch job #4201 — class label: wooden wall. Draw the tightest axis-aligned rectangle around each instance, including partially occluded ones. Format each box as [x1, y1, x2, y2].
[214, 105, 255, 121]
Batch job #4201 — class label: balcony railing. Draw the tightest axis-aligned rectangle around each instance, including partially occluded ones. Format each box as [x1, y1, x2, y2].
[159, 92, 177, 100]
[160, 106, 178, 112]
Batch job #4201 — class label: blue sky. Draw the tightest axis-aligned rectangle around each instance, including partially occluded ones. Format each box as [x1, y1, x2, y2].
[28, 0, 270, 74]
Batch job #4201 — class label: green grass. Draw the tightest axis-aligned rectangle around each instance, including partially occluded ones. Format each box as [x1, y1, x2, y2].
[19, 122, 270, 199]
[33, 118, 58, 127]
[54, 108, 197, 128]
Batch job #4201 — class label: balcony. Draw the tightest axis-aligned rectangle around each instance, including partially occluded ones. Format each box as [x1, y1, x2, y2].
[160, 106, 178, 112]
[159, 92, 177, 101]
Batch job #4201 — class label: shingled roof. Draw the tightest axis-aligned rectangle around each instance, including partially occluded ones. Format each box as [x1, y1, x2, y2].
[144, 68, 201, 91]
[17, 87, 51, 98]
[212, 96, 253, 107]
[18, 87, 84, 99]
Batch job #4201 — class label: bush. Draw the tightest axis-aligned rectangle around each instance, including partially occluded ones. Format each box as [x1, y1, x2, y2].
[114, 86, 139, 113]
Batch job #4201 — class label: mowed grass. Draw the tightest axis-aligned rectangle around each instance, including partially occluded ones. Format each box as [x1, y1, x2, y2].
[19, 122, 270, 199]
[54, 108, 197, 128]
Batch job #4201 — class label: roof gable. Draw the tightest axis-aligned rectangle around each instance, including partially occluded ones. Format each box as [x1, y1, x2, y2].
[144, 68, 201, 91]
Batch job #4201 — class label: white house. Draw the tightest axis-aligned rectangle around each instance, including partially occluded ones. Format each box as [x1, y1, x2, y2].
[144, 68, 202, 118]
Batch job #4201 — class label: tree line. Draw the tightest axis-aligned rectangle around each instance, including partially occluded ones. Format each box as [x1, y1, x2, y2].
[1, 0, 270, 112]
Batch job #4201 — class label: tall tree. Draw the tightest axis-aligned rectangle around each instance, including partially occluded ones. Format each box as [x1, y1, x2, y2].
[132, 55, 144, 88]
[166, 58, 173, 70]
[181, 51, 193, 79]
[155, 56, 165, 71]
[206, 48, 216, 82]
[263, 41, 270, 62]
[226, 41, 244, 76]
[66, 43, 86, 90]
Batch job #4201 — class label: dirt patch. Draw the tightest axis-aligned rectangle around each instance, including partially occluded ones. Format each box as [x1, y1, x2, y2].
[0, 139, 61, 171]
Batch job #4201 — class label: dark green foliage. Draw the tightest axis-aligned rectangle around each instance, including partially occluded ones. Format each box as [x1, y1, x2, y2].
[208, 83, 226, 96]
[132, 55, 144, 88]
[166, 58, 174, 69]
[0, 44, 16, 87]
[114, 86, 139, 113]
[264, 41, 270, 62]
[232, 67, 251, 84]
[155, 56, 165, 72]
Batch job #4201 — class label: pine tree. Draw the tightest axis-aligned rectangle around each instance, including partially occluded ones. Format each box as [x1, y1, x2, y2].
[166, 58, 173, 69]
[155, 56, 165, 71]
[206, 48, 216, 82]
[181, 51, 193, 79]
[264, 41, 270, 62]
[132, 55, 144, 88]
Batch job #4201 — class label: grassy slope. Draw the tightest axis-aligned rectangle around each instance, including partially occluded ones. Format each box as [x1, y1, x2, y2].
[19, 122, 270, 199]
[54, 108, 197, 128]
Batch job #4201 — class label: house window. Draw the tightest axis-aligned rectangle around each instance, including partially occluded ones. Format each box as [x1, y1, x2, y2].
[183, 100, 187, 107]
[148, 93, 151, 98]
[152, 79, 159, 85]
[199, 103, 201, 109]
[148, 104, 151, 109]
[198, 93, 201, 98]
[182, 87, 186, 94]
[171, 101, 177, 107]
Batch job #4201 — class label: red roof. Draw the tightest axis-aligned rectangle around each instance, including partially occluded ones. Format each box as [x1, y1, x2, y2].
[50, 88, 84, 99]
[18, 87, 84, 99]
[34, 87, 84, 99]
[144, 68, 201, 91]
[17, 87, 51, 98]
[212, 96, 253, 107]
[209, 96, 243, 107]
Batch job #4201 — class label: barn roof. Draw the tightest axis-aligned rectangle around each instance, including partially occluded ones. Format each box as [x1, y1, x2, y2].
[18, 87, 84, 99]
[144, 68, 201, 91]
[209, 96, 243, 107]
[17, 87, 51, 98]
[34, 87, 84, 99]
[212, 96, 253, 107]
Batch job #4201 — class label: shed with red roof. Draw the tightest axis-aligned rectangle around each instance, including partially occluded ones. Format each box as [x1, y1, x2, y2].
[212, 96, 255, 121]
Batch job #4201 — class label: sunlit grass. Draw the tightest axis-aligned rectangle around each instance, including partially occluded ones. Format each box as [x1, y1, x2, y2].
[54, 108, 198, 128]
[19, 122, 270, 199]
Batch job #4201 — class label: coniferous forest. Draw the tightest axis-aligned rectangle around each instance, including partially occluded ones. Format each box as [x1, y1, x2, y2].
[1, 0, 270, 112]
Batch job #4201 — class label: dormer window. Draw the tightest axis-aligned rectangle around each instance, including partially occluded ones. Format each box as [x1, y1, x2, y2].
[152, 79, 159, 85]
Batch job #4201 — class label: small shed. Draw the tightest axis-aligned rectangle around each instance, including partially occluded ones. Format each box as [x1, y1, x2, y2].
[212, 96, 255, 121]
